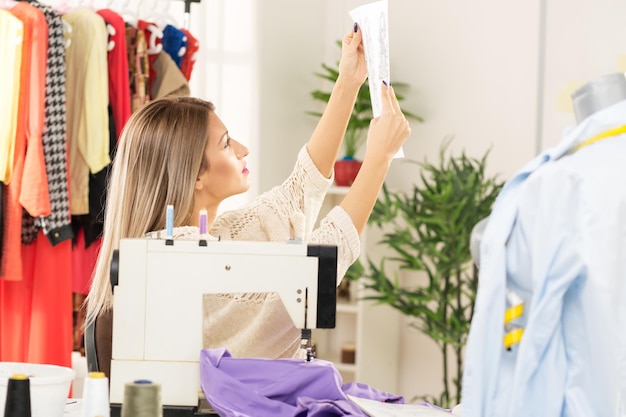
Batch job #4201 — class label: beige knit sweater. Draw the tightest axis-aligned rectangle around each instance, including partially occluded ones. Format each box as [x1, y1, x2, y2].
[146, 146, 360, 359]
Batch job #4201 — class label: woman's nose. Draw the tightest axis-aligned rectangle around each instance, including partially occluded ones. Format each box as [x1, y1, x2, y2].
[234, 139, 249, 158]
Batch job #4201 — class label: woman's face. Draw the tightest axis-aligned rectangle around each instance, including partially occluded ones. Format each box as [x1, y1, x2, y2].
[195, 111, 250, 205]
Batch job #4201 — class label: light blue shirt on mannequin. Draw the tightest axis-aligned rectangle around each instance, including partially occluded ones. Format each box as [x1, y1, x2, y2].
[462, 99, 626, 417]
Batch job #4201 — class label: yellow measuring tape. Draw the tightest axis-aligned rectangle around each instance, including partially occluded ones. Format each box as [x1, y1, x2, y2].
[568, 124, 626, 154]
[503, 303, 524, 349]
[503, 328, 524, 349]
[504, 304, 524, 325]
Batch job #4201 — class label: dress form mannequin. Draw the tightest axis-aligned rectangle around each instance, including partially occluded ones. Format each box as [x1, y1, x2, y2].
[571, 72, 626, 123]
[470, 217, 488, 268]
[470, 73, 626, 268]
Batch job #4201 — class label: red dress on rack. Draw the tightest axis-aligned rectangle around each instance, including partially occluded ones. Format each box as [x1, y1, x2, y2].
[0, 2, 72, 369]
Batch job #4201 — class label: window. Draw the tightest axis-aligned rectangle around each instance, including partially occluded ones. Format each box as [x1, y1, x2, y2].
[170, 0, 259, 212]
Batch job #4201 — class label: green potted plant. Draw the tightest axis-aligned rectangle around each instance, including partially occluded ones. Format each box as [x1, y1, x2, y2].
[308, 41, 423, 186]
[353, 140, 503, 407]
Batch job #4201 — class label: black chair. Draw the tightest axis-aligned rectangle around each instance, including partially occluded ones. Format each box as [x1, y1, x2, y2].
[83, 310, 113, 378]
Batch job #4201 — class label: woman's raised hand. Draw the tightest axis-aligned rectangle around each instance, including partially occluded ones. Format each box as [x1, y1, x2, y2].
[306, 24, 368, 177]
[338, 24, 367, 88]
[364, 83, 412, 164]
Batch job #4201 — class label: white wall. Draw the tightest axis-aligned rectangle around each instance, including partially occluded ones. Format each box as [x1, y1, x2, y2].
[256, 1, 328, 192]
[541, 0, 626, 148]
[383, 0, 541, 401]
[254, 0, 626, 404]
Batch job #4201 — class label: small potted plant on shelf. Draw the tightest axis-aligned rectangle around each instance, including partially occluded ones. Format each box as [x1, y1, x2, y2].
[308, 41, 423, 187]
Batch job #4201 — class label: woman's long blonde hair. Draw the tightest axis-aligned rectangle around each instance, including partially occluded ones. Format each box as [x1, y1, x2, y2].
[86, 96, 215, 326]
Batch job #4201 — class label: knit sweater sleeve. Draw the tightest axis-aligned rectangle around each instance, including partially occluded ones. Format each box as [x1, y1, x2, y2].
[310, 206, 360, 282]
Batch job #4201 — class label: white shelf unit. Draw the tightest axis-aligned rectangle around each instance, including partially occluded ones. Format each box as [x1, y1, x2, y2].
[312, 186, 401, 394]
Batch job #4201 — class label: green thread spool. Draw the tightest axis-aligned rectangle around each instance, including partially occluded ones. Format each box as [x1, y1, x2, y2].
[4, 374, 31, 417]
[121, 380, 162, 417]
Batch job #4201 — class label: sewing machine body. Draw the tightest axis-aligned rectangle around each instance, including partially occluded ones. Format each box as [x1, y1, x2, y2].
[109, 238, 337, 408]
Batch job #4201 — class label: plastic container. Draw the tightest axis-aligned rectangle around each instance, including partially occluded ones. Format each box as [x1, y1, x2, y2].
[0, 362, 76, 417]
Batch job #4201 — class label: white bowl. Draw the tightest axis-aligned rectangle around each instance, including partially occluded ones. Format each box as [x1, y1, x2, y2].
[0, 362, 75, 417]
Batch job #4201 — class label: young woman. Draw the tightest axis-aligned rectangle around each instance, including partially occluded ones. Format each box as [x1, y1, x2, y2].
[86, 24, 411, 364]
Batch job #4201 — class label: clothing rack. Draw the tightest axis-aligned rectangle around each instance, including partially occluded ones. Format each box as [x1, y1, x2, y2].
[178, 0, 200, 30]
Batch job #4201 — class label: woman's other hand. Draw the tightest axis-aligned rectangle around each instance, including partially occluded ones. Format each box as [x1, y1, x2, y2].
[364, 83, 412, 165]
[339, 83, 412, 235]
[338, 24, 367, 88]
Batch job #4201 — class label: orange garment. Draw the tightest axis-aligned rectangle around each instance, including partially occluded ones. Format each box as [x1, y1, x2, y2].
[11, 2, 50, 213]
[0, 231, 72, 367]
[0, 2, 50, 281]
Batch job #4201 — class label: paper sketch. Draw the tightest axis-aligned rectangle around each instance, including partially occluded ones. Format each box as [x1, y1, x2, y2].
[347, 395, 455, 417]
[350, 0, 404, 158]
[350, 0, 389, 118]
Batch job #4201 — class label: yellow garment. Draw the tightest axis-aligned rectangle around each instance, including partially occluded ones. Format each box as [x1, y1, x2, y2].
[63, 9, 110, 215]
[0, 10, 24, 184]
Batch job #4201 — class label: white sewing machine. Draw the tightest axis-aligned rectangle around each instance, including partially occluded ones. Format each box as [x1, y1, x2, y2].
[108, 237, 337, 412]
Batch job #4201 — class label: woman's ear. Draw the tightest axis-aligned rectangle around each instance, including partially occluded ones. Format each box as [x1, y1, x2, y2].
[195, 175, 205, 191]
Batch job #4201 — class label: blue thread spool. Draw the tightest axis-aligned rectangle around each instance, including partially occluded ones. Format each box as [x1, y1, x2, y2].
[165, 205, 174, 239]
[165, 205, 174, 246]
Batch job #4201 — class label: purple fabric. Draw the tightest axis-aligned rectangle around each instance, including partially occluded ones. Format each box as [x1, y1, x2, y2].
[199, 348, 403, 417]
